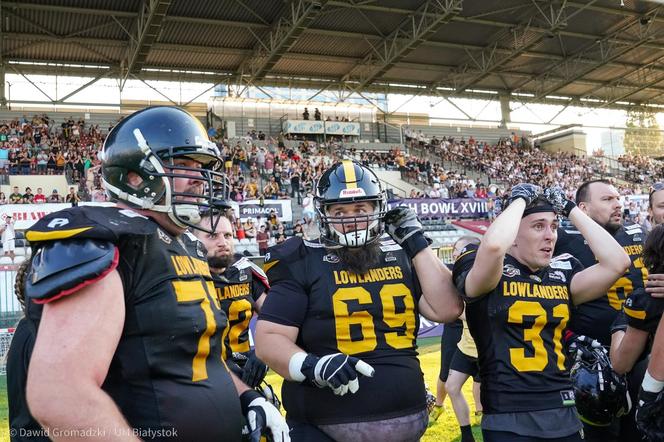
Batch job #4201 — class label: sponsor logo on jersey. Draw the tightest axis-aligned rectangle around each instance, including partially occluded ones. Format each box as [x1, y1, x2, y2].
[549, 270, 566, 283]
[560, 390, 575, 406]
[529, 275, 542, 283]
[550, 259, 572, 270]
[323, 253, 340, 263]
[264, 252, 271, 262]
[385, 252, 397, 262]
[239, 271, 248, 282]
[503, 264, 521, 277]
[380, 243, 402, 252]
[118, 209, 148, 219]
[157, 228, 172, 244]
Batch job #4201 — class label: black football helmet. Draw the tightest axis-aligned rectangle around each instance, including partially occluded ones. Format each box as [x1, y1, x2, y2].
[315, 160, 386, 247]
[101, 106, 230, 233]
[570, 346, 631, 426]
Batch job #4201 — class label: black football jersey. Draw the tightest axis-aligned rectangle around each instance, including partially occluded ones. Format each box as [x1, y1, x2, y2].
[624, 287, 664, 334]
[554, 223, 647, 345]
[19, 207, 243, 442]
[215, 257, 269, 358]
[453, 244, 584, 414]
[259, 236, 425, 425]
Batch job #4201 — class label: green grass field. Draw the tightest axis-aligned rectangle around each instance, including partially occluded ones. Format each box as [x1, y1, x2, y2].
[0, 337, 482, 441]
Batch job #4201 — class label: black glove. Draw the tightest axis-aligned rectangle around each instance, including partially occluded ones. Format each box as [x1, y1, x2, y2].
[507, 183, 542, 207]
[235, 350, 268, 389]
[544, 187, 576, 217]
[564, 331, 606, 364]
[240, 390, 290, 442]
[636, 387, 664, 441]
[611, 309, 628, 336]
[383, 207, 431, 259]
[291, 352, 375, 396]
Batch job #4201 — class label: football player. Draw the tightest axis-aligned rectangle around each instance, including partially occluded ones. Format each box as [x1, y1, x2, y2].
[611, 224, 664, 375]
[194, 209, 270, 389]
[554, 180, 647, 440]
[453, 184, 630, 441]
[7, 106, 288, 442]
[255, 160, 463, 441]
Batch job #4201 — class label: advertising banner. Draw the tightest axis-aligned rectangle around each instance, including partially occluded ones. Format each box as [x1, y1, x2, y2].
[387, 198, 488, 219]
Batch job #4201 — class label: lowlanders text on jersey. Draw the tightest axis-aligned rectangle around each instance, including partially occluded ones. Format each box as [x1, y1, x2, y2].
[11, 426, 179, 439]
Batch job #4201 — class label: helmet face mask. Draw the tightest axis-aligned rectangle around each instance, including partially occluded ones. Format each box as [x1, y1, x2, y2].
[315, 160, 386, 248]
[101, 106, 230, 234]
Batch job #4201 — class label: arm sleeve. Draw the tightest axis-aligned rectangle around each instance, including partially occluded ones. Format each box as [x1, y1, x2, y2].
[451, 243, 480, 302]
[625, 288, 664, 333]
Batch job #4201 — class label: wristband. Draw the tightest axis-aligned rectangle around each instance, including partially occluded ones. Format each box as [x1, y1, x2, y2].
[402, 232, 432, 260]
[642, 370, 664, 393]
[288, 352, 308, 382]
[562, 200, 576, 218]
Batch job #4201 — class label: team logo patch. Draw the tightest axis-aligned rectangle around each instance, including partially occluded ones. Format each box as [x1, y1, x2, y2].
[548, 270, 566, 283]
[560, 390, 575, 407]
[323, 253, 340, 263]
[503, 264, 520, 277]
[384, 252, 397, 262]
[625, 297, 633, 308]
[264, 252, 271, 262]
[157, 228, 172, 244]
[47, 218, 69, 229]
[529, 274, 542, 283]
[196, 241, 206, 258]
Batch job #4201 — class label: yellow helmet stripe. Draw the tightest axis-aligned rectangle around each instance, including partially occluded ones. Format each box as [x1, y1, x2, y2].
[342, 160, 357, 188]
[25, 227, 93, 242]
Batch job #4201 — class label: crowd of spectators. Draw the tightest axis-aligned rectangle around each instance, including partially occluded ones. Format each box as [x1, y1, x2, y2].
[3, 112, 663, 246]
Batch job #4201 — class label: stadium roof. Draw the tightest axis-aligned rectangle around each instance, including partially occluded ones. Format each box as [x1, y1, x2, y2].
[5, 0, 664, 111]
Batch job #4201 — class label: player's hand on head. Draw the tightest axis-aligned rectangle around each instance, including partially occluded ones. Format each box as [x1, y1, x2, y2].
[290, 352, 375, 396]
[508, 183, 542, 206]
[241, 350, 269, 388]
[383, 207, 431, 259]
[241, 391, 290, 442]
[544, 187, 576, 217]
[646, 273, 664, 298]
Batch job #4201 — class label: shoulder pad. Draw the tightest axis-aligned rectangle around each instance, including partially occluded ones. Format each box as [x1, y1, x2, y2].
[26, 206, 157, 245]
[263, 237, 307, 284]
[26, 239, 119, 304]
[234, 257, 270, 289]
[455, 243, 479, 264]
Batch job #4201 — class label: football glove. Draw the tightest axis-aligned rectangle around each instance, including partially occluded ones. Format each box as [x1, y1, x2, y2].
[564, 331, 606, 364]
[383, 207, 432, 259]
[636, 386, 664, 441]
[233, 350, 269, 389]
[507, 183, 542, 207]
[240, 390, 290, 442]
[544, 187, 576, 218]
[289, 352, 375, 396]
